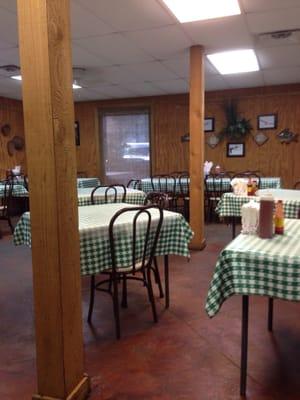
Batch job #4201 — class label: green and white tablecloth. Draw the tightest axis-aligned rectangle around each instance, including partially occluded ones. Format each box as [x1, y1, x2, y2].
[77, 177, 100, 188]
[140, 178, 187, 194]
[0, 183, 28, 198]
[14, 203, 193, 276]
[206, 219, 300, 317]
[217, 189, 300, 219]
[77, 187, 146, 206]
[141, 177, 281, 194]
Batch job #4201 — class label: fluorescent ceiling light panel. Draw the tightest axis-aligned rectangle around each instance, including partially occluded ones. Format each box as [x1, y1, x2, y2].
[207, 49, 259, 74]
[11, 75, 22, 81]
[162, 0, 241, 23]
[10, 74, 82, 89]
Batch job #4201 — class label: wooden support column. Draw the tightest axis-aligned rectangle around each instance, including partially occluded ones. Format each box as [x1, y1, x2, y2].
[189, 45, 206, 250]
[17, 1, 90, 399]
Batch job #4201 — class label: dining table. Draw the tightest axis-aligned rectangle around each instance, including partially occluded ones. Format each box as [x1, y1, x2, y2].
[0, 182, 28, 198]
[140, 176, 281, 194]
[13, 203, 193, 307]
[77, 177, 101, 188]
[205, 218, 300, 396]
[217, 188, 300, 238]
[77, 187, 146, 206]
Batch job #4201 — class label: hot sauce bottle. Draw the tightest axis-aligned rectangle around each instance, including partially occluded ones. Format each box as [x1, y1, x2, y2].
[247, 178, 253, 196]
[274, 200, 284, 235]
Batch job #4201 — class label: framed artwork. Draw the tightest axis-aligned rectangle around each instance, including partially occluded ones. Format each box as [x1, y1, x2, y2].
[257, 114, 277, 130]
[204, 117, 215, 132]
[75, 121, 80, 146]
[227, 142, 245, 157]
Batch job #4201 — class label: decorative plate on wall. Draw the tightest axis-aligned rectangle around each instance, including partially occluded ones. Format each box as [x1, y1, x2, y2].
[206, 133, 221, 149]
[1, 124, 11, 136]
[12, 135, 25, 151]
[277, 128, 298, 144]
[252, 132, 269, 146]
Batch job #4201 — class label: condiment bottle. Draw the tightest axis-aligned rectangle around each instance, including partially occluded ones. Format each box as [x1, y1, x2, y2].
[247, 178, 253, 196]
[252, 180, 257, 195]
[215, 165, 221, 174]
[259, 195, 275, 239]
[274, 200, 284, 235]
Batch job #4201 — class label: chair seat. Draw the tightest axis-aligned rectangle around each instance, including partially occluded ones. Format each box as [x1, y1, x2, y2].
[104, 260, 145, 274]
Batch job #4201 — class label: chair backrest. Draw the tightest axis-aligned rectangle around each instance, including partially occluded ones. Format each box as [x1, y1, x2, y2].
[91, 184, 127, 205]
[150, 175, 176, 194]
[144, 191, 169, 209]
[0, 179, 14, 216]
[77, 171, 87, 178]
[232, 171, 261, 189]
[109, 205, 163, 274]
[23, 175, 29, 191]
[127, 179, 141, 190]
[294, 181, 300, 190]
[205, 173, 232, 199]
[178, 173, 189, 196]
[170, 170, 189, 177]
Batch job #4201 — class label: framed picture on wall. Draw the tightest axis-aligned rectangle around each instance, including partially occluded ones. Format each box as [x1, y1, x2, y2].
[204, 117, 215, 132]
[257, 114, 277, 130]
[227, 142, 245, 157]
[75, 121, 80, 146]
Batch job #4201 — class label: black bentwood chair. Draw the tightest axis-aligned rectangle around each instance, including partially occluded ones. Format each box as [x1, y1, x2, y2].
[126, 179, 141, 190]
[90, 184, 127, 205]
[294, 181, 300, 190]
[87, 205, 164, 339]
[0, 179, 14, 234]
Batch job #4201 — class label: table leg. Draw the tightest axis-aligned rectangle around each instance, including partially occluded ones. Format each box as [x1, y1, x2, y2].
[268, 298, 273, 332]
[232, 217, 236, 239]
[240, 295, 249, 397]
[164, 255, 169, 309]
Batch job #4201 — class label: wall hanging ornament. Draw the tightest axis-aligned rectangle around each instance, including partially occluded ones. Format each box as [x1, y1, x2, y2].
[277, 128, 298, 144]
[1, 124, 11, 136]
[6, 135, 25, 156]
[220, 99, 253, 140]
[252, 132, 269, 146]
[206, 133, 221, 149]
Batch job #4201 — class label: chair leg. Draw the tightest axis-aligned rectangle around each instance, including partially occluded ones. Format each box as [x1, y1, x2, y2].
[164, 255, 170, 308]
[121, 274, 128, 308]
[146, 267, 158, 323]
[8, 216, 14, 234]
[153, 257, 164, 298]
[112, 273, 121, 339]
[87, 275, 95, 323]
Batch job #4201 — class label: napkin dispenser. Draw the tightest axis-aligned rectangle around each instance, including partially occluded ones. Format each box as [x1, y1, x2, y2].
[241, 200, 260, 234]
[231, 178, 248, 196]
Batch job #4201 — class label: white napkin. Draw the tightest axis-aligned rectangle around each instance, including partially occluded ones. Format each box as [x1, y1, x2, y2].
[204, 161, 214, 176]
[241, 200, 260, 234]
[231, 178, 248, 196]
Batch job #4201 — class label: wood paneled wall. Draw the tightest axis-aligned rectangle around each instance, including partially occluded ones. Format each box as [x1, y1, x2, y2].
[74, 84, 300, 188]
[0, 97, 25, 179]
[1, 84, 299, 188]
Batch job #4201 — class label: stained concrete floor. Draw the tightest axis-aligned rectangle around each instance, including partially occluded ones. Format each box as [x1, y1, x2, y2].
[1, 220, 300, 400]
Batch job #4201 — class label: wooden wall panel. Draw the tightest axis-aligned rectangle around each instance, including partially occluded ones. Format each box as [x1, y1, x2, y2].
[0, 97, 26, 179]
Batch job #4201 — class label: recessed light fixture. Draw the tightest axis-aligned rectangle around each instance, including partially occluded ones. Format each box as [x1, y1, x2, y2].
[207, 49, 259, 74]
[11, 75, 22, 81]
[10, 74, 82, 89]
[162, 0, 241, 23]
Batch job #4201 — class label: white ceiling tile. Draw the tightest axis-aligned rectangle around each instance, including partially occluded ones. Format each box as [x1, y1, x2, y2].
[224, 71, 265, 88]
[122, 82, 167, 96]
[73, 88, 111, 101]
[183, 15, 253, 52]
[205, 75, 231, 91]
[246, 7, 300, 34]
[161, 54, 218, 79]
[91, 84, 138, 98]
[74, 33, 153, 64]
[263, 67, 300, 85]
[0, 0, 17, 13]
[71, 2, 115, 39]
[126, 61, 178, 82]
[241, 0, 300, 13]
[72, 44, 111, 68]
[0, 46, 19, 65]
[153, 78, 188, 94]
[124, 25, 192, 59]
[82, 65, 147, 86]
[256, 45, 300, 69]
[74, 0, 176, 31]
[0, 7, 18, 46]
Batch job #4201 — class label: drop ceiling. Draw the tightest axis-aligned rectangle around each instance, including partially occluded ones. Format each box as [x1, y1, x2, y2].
[0, 0, 300, 101]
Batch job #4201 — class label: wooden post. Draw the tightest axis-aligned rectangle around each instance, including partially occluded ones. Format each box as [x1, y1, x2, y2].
[17, 1, 90, 399]
[189, 45, 206, 250]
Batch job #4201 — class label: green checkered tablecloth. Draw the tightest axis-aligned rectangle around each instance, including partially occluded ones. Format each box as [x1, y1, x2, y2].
[217, 189, 300, 219]
[77, 187, 146, 206]
[206, 219, 300, 317]
[140, 178, 188, 194]
[77, 177, 100, 188]
[14, 203, 193, 276]
[0, 183, 28, 198]
[141, 177, 281, 193]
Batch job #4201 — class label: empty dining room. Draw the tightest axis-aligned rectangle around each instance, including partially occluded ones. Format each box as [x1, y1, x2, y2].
[1, 0, 300, 399]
